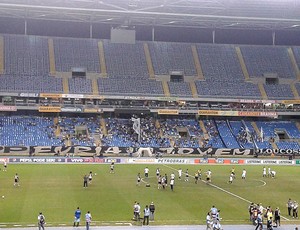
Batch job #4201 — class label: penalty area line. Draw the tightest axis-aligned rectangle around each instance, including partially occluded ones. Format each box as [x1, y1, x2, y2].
[162, 164, 290, 221]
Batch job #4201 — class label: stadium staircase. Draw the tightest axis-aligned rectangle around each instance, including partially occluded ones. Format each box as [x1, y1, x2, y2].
[143, 43, 155, 79]
[93, 134, 102, 147]
[191, 45, 204, 80]
[235, 46, 250, 81]
[62, 77, 69, 93]
[287, 47, 300, 81]
[189, 82, 198, 98]
[251, 121, 260, 137]
[199, 120, 210, 142]
[92, 78, 99, 95]
[290, 83, 300, 99]
[54, 117, 61, 137]
[155, 119, 161, 129]
[271, 142, 278, 149]
[98, 41, 107, 77]
[169, 137, 175, 147]
[48, 38, 56, 76]
[199, 120, 207, 134]
[162, 81, 171, 97]
[296, 122, 300, 133]
[258, 83, 268, 100]
[100, 117, 108, 135]
[0, 36, 4, 74]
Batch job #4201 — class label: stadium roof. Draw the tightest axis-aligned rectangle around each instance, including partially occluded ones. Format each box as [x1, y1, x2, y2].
[0, 0, 300, 30]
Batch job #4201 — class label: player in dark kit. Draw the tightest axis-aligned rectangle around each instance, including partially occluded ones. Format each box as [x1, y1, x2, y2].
[110, 160, 115, 173]
[83, 175, 88, 188]
[194, 171, 199, 184]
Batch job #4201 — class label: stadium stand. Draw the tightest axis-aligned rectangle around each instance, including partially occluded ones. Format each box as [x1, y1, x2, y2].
[148, 42, 196, 76]
[103, 40, 148, 77]
[0, 114, 300, 151]
[53, 37, 100, 73]
[195, 44, 261, 99]
[0, 116, 60, 146]
[240, 45, 296, 79]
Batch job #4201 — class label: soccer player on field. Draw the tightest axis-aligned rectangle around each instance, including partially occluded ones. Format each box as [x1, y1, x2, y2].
[198, 169, 202, 180]
[268, 167, 271, 178]
[231, 167, 235, 178]
[3, 161, 7, 171]
[242, 169, 246, 179]
[157, 175, 162, 189]
[170, 178, 175, 191]
[185, 169, 189, 182]
[156, 168, 160, 178]
[14, 173, 20, 187]
[263, 167, 267, 177]
[206, 169, 212, 183]
[88, 171, 93, 184]
[136, 173, 141, 186]
[271, 170, 276, 178]
[170, 172, 175, 180]
[194, 171, 199, 184]
[83, 175, 88, 188]
[144, 167, 149, 178]
[178, 168, 182, 180]
[110, 162, 115, 173]
[228, 173, 234, 184]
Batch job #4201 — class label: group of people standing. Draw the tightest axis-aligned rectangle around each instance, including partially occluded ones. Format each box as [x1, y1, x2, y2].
[73, 207, 92, 230]
[133, 201, 155, 225]
[206, 205, 222, 230]
[287, 198, 299, 219]
[37, 208, 92, 230]
[248, 203, 281, 230]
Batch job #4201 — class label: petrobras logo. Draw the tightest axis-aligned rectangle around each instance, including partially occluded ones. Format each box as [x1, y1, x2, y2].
[156, 158, 189, 164]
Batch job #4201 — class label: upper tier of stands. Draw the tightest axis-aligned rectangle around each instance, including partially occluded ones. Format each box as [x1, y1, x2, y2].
[241, 46, 295, 78]
[3, 35, 50, 76]
[103, 40, 148, 77]
[148, 42, 196, 76]
[195, 44, 261, 98]
[53, 37, 100, 73]
[0, 34, 300, 99]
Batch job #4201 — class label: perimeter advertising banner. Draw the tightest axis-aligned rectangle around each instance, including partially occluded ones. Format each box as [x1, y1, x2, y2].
[0, 105, 17, 111]
[39, 106, 61, 112]
[198, 110, 277, 118]
[7, 157, 108, 164]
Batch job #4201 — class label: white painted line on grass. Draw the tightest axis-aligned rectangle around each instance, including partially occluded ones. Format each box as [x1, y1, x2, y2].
[162, 164, 290, 221]
[253, 179, 267, 187]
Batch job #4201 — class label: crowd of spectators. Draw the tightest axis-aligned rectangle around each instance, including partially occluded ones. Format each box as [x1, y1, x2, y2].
[0, 115, 300, 150]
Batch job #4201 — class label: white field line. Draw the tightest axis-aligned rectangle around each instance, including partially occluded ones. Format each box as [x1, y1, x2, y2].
[162, 164, 290, 221]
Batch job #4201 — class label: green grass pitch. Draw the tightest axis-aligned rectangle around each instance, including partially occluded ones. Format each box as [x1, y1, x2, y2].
[0, 163, 299, 227]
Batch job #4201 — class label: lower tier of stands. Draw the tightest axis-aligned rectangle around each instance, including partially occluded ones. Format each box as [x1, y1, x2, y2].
[1, 115, 300, 150]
